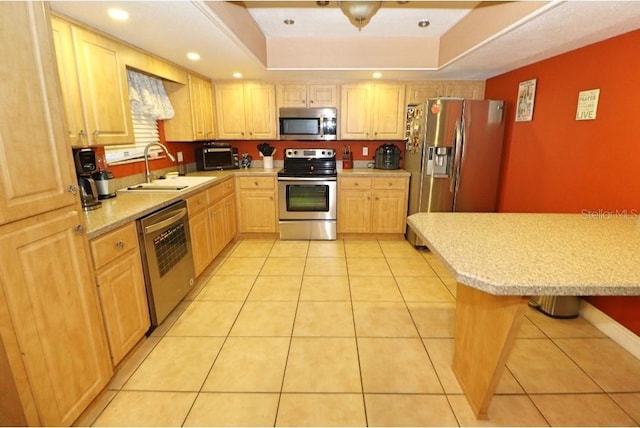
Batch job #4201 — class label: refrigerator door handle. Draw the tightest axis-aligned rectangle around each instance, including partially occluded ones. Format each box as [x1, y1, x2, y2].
[450, 119, 463, 193]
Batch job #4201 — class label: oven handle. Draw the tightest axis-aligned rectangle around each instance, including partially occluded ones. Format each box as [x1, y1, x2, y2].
[143, 208, 188, 235]
[277, 176, 337, 182]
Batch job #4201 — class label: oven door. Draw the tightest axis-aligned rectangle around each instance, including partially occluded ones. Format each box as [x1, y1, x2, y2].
[278, 177, 337, 220]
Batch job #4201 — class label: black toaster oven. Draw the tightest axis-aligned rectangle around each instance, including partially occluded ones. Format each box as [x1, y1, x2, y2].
[195, 143, 239, 170]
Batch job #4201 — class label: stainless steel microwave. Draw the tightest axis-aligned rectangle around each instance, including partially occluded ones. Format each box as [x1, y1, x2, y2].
[279, 107, 337, 141]
[195, 144, 239, 170]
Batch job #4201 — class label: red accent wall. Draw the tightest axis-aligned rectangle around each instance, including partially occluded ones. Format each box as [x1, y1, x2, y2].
[485, 29, 640, 336]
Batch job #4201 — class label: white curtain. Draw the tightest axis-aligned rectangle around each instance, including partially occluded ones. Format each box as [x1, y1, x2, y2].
[126, 69, 175, 120]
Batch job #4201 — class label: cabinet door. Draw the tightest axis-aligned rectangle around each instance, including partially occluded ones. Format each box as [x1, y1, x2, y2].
[372, 83, 406, 140]
[95, 250, 150, 365]
[72, 26, 134, 145]
[215, 83, 246, 139]
[337, 190, 371, 233]
[0, 208, 112, 426]
[238, 191, 276, 233]
[0, 3, 78, 225]
[309, 84, 338, 107]
[190, 75, 215, 141]
[371, 190, 407, 233]
[277, 83, 308, 108]
[406, 83, 442, 105]
[245, 83, 277, 140]
[190, 75, 206, 141]
[163, 79, 194, 142]
[340, 84, 372, 140]
[51, 16, 87, 146]
[201, 79, 216, 139]
[444, 81, 485, 99]
[223, 194, 237, 243]
[190, 208, 213, 277]
[209, 200, 226, 257]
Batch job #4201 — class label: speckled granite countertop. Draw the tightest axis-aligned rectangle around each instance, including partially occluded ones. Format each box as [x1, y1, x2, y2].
[407, 212, 640, 296]
[339, 168, 410, 177]
[85, 167, 408, 239]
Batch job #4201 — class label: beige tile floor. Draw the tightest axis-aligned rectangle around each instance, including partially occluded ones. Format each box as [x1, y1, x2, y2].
[88, 239, 640, 427]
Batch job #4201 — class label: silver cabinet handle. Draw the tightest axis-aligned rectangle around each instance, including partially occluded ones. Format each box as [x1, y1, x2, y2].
[75, 224, 84, 235]
[68, 185, 78, 195]
[116, 241, 125, 250]
[93, 130, 100, 139]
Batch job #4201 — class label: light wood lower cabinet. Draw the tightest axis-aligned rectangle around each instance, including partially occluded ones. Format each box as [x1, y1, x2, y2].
[187, 178, 236, 276]
[89, 223, 150, 366]
[0, 208, 112, 426]
[236, 176, 277, 233]
[338, 176, 409, 234]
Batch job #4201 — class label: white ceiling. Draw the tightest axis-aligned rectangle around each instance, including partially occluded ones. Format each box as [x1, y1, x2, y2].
[50, 1, 640, 82]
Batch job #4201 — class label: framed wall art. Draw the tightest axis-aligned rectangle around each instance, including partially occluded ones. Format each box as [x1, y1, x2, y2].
[516, 79, 537, 122]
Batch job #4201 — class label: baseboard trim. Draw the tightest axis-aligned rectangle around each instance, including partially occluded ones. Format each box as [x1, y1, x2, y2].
[580, 300, 640, 359]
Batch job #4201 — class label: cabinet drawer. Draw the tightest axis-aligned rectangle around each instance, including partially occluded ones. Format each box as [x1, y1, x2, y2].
[90, 222, 139, 270]
[340, 177, 372, 190]
[207, 183, 226, 204]
[373, 177, 408, 190]
[186, 189, 209, 215]
[237, 176, 275, 189]
[221, 178, 235, 196]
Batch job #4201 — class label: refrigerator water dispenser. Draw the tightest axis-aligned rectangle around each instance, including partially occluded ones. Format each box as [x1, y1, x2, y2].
[426, 146, 452, 177]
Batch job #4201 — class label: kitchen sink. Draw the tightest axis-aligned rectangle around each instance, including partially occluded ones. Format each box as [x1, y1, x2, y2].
[119, 175, 217, 193]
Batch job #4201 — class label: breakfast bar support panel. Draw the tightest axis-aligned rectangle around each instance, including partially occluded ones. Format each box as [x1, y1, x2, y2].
[453, 283, 529, 419]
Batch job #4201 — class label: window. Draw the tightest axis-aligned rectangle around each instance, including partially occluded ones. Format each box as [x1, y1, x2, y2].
[104, 69, 174, 165]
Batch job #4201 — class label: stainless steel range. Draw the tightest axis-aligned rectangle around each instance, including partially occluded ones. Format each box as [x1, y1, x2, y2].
[278, 148, 337, 240]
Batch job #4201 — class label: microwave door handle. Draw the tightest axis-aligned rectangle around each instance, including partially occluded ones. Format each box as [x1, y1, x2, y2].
[319, 116, 325, 139]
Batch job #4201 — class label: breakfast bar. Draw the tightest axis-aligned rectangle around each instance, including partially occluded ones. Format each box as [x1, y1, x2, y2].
[407, 212, 640, 419]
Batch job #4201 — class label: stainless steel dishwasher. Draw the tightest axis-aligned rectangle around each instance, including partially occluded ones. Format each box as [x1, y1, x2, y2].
[137, 200, 195, 327]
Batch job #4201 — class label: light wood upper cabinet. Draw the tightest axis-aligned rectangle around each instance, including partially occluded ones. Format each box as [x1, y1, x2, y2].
[0, 5, 78, 225]
[277, 83, 338, 108]
[90, 223, 150, 366]
[165, 73, 215, 142]
[51, 16, 86, 146]
[215, 82, 277, 140]
[190, 74, 215, 141]
[444, 81, 485, 99]
[406, 80, 485, 105]
[72, 25, 134, 145]
[340, 83, 405, 140]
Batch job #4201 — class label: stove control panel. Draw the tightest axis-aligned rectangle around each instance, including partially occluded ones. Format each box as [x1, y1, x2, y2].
[284, 148, 336, 159]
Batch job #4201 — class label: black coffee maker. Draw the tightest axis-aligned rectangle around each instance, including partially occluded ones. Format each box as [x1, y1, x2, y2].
[72, 148, 102, 211]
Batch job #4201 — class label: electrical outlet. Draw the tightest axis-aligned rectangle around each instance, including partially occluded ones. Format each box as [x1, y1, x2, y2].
[177, 151, 184, 162]
[363, 146, 368, 156]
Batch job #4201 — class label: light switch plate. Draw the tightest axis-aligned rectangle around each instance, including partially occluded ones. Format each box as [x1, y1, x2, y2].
[363, 147, 368, 156]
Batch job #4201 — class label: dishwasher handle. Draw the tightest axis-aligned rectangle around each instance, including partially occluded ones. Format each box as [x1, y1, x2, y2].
[143, 207, 188, 235]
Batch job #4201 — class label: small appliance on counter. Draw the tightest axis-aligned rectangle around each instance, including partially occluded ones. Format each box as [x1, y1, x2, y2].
[92, 153, 117, 199]
[72, 148, 102, 211]
[195, 141, 239, 170]
[374, 144, 401, 170]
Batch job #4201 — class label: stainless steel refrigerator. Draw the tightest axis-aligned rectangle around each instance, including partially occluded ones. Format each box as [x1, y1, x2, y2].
[405, 98, 506, 246]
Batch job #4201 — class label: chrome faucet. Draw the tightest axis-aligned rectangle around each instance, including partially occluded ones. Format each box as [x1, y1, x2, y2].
[144, 142, 176, 183]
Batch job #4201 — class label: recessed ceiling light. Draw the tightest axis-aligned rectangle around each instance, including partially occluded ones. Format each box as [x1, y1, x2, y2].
[187, 52, 200, 61]
[232, 72, 243, 79]
[372, 72, 382, 79]
[284, 19, 295, 25]
[418, 19, 430, 28]
[107, 8, 129, 21]
[316, 1, 329, 6]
